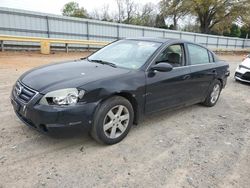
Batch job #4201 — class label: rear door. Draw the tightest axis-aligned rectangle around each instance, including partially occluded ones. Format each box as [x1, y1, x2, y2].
[145, 43, 192, 114]
[186, 43, 216, 102]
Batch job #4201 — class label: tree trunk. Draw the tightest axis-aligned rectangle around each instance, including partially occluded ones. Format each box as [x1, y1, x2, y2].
[199, 14, 210, 34]
[173, 15, 177, 30]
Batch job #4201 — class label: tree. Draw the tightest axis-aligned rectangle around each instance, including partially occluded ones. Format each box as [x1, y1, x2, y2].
[230, 24, 241, 37]
[238, 3, 250, 27]
[240, 25, 250, 39]
[130, 3, 157, 27]
[62, 1, 88, 18]
[210, 17, 232, 35]
[155, 14, 167, 29]
[124, 0, 136, 24]
[159, 0, 189, 30]
[222, 24, 241, 37]
[90, 4, 113, 21]
[188, 0, 248, 34]
[115, 0, 137, 24]
[116, 0, 125, 23]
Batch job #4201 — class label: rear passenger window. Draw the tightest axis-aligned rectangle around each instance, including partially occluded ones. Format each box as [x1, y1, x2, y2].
[187, 44, 210, 65]
[208, 51, 214, 62]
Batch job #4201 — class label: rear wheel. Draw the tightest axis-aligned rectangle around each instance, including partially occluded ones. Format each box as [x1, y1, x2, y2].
[91, 96, 134, 145]
[202, 80, 222, 107]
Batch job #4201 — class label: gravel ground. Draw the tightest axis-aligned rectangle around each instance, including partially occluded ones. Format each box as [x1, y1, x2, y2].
[0, 52, 249, 188]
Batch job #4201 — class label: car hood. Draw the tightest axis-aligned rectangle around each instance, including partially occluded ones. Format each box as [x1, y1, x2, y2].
[20, 60, 130, 94]
[241, 58, 250, 67]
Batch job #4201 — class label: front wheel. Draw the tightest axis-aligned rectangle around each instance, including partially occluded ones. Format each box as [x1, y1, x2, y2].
[202, 80, 222, 107]
[91, 96, 134, 145]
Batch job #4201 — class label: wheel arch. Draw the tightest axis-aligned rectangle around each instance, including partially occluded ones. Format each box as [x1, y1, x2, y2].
[114, 92, 139, 125]
[217, 78, 223, 88]
[96, 92, 139, 125]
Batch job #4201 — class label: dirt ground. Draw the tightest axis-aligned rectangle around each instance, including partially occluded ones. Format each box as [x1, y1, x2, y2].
[0, 51, 249, 188]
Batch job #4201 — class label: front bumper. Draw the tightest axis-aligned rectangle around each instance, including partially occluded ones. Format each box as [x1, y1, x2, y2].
[11, 87, 97, 134]
[235, 66, 250, 83]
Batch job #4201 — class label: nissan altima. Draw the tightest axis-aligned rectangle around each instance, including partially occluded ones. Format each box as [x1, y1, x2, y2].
[11, 38, 230, 144]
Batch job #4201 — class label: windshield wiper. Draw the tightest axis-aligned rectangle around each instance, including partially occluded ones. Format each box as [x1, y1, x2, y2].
[88, 59, 117, 68]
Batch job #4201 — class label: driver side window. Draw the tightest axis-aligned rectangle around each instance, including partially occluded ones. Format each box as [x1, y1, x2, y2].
[155, 44, 184, 67]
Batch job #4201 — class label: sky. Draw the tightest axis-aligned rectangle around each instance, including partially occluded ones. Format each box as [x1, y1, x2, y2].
[0, 0, 160, 15]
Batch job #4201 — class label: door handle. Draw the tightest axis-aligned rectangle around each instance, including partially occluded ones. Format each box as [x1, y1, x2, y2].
[207, 69, 217, 75]
[183, 74, 191, 80]
[211, 69, 217, 75]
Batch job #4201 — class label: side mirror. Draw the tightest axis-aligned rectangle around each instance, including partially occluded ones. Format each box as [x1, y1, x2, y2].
[150, 63, 173, 72]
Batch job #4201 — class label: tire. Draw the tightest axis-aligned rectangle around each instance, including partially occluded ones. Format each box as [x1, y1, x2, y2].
[91, 96, 134, 145]
[202, 80, 222, 107]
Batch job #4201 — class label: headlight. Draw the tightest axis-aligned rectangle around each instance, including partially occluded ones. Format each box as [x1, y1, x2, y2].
[39, 88, 85, 105]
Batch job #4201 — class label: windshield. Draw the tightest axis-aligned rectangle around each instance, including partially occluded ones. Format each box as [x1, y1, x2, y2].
[88, 40, 161, 69]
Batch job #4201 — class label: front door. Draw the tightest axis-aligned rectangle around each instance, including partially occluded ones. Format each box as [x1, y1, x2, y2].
[145, 43, 192, 114]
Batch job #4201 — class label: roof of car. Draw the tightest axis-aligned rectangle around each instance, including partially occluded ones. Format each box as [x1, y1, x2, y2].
[126, 37, 183, 44]
[125, 37, 216, 52]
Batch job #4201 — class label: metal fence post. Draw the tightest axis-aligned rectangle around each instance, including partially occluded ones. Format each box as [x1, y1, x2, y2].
[180, 32, 182, 39]
[217, 37, 219, 49]
[142, 28, 145, 37]
[194, 34, 197, 43]
[117, 24, 120, 40]
[235, 39, 237, 49]
[86, 21, 89, 50]
[206, 36, 209, 47]
[65, 43, 69, 53]
[226, 38, 229, 49]
[46, 16, 50, 38]
[246, 39, 250, 48]
[0, 40, 4, 52]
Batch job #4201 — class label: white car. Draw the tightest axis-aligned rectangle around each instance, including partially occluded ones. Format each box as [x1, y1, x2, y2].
[235, 54, 250, 83]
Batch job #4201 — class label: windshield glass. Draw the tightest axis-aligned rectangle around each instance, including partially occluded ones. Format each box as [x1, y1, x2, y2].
[88, 40, 161, 69]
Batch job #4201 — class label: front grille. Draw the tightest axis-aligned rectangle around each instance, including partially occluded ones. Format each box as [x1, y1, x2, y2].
[13, 81, 37, 103]
[235, 72, 243, 78]
[242, 72, 250, 80]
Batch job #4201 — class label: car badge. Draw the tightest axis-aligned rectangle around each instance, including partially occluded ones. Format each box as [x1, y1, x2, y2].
[16, 85, 23, 96]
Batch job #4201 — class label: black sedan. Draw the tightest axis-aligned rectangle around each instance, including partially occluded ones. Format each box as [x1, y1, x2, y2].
[11, 38, 230, 144]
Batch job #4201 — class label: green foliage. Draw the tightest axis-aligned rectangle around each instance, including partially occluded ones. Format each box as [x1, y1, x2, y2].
[230, 24, 241, 37]
[62, 1, 88, 18]
[240, 25, 250, 39]
[188, 0, 248, 34]
[159, 0, 250, 34]
[223, 24, 241, 37]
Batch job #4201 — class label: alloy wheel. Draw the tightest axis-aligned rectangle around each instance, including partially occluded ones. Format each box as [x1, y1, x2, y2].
[103, 105, 130, 139]
[210, 84, 220, 104]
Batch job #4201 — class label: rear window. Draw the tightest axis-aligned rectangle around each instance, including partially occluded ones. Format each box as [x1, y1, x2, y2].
[187, 43, 210, 65]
